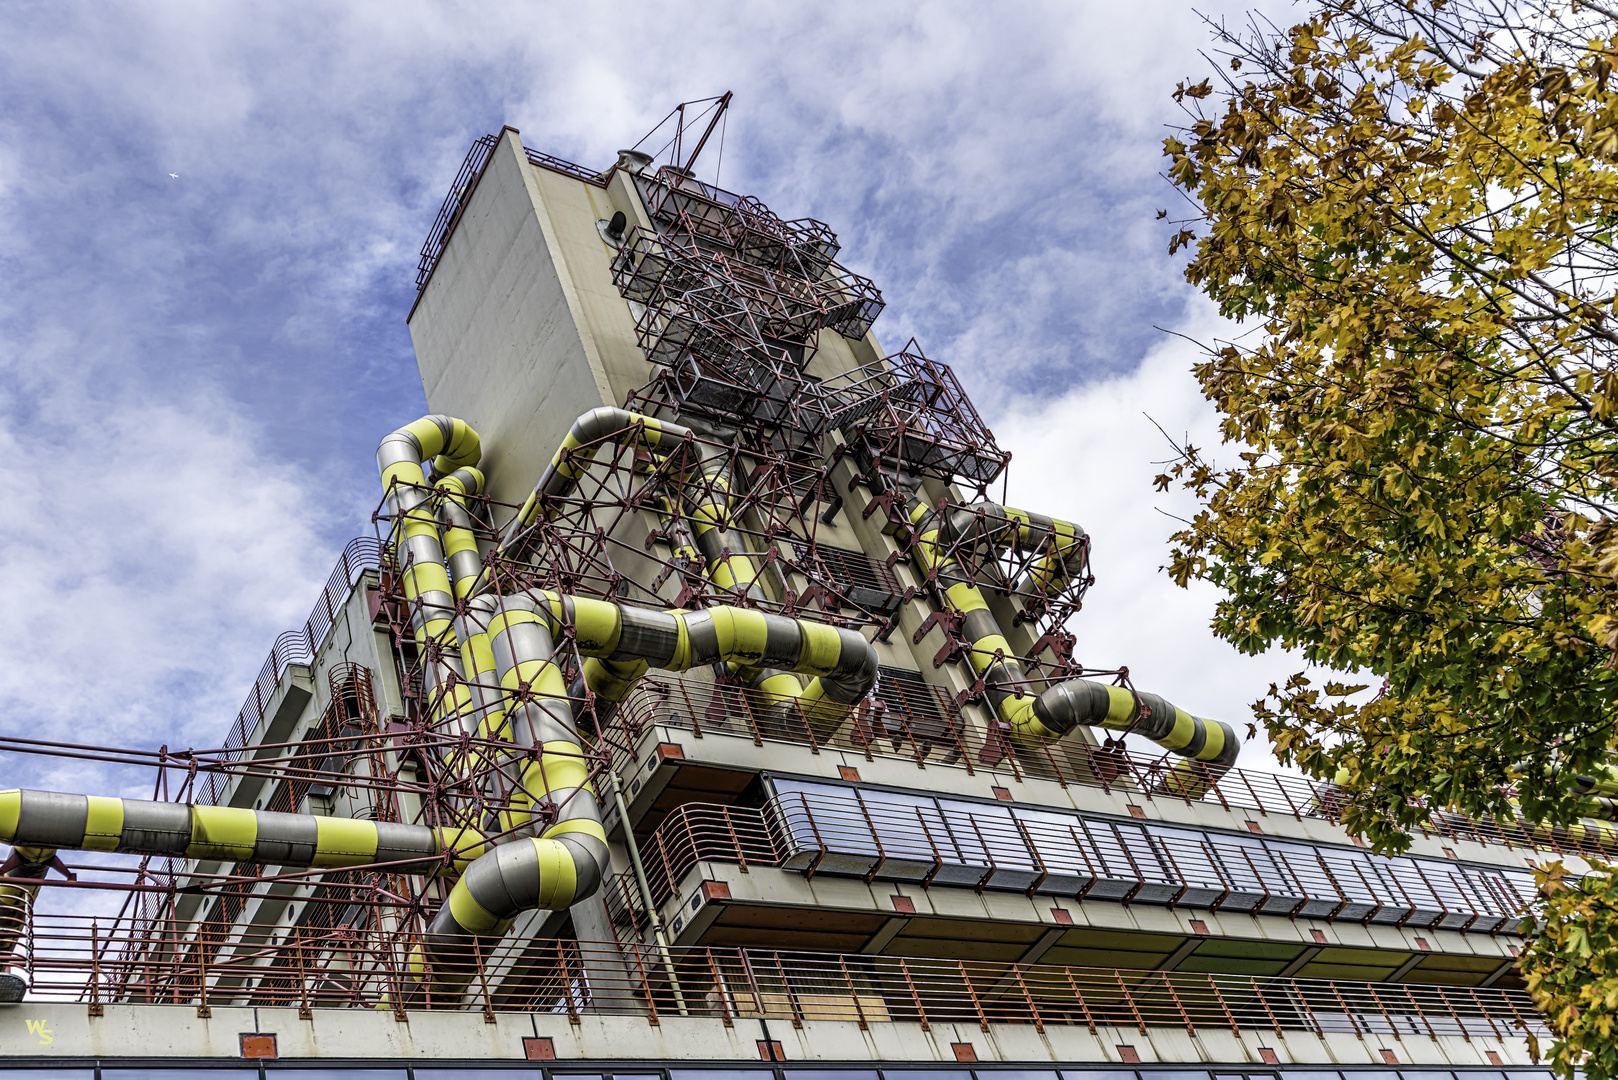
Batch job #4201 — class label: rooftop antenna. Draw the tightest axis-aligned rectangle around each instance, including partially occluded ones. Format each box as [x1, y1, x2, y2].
[679, 90, 732, 178]
[629, 93, 733, 176]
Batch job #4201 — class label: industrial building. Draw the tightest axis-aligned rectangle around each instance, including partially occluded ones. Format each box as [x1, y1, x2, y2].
[0, 97, 1586, 1079]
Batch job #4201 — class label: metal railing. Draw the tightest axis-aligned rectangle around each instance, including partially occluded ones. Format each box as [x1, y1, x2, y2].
[203, 538, 384, 807]
[415, 134, 500, 293]
[619, 673, 975, 765]
[10, 917, 1543, 1042]
[605, 793, 1532, 939]
[609, 670, 1618, 864]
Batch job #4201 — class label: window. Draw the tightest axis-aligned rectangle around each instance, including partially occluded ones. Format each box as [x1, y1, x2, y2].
[792, 543, 901, 615]
[937, 799, 1036, 879]
[858, 786, 952, 866]
[872, 668, 961, 754]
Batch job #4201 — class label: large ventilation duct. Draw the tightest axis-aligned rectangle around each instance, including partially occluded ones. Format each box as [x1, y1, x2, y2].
[501, 409, 845, 723]
[0, 790, 485, 870]
[498, 407, 694, 556]
[922, 502, 1090, 598]
[0, 847, 50, 968]
[377, 416, 484, 731]
[436, 465, 487, 598]
[0, 591, 878, 997]
[377, 415, 482, 639]
[907, 501, 1238, 770]
[414, 590, 878, 989]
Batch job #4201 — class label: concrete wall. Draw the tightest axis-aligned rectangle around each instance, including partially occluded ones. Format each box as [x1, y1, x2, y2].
[0, 1001, 1536, 1068]
[408, 131, 620, 511]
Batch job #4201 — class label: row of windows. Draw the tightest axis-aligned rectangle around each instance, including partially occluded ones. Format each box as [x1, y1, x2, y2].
[0, 1068, 1560, 1080]
[767, 778, 1533, 932]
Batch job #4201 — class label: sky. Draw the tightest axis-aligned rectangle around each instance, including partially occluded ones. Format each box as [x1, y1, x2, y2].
[0, 0, 1307, 820]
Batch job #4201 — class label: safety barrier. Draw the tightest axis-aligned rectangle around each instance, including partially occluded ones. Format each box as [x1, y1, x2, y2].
[605, 791, 1532, 937]
[610, 671, 1618, 864]
[9, 917, 1543, 1042]
[202, 537, 384, 807]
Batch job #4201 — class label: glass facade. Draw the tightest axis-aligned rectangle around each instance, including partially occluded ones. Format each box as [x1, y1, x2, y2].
[768, 777, 1530, 931]
[0, 1065, 1559, 1080]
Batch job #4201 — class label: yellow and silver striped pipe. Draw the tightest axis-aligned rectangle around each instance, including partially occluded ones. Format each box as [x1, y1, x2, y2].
[0, 847, 50, 964]
[0, 790, 485, 870]
[377, 415, 483, 732]
[675, 442, 828, 717]
[500, 408, 693, 550]
[906, 502, 1237, 768]
[376, 414, 482, 641]
[436, 465, 487, 600]
[419, 591, 880, 973]
[919, 502, 1089, 598]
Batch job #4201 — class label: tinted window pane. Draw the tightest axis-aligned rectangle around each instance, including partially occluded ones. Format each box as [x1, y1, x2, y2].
[0, 1073, 96, 1080]
[108, 1072, 259, 1080]
[769, 780, 877, 857]
[976, 1072, 1058, 1080]
[1061, 1073, 1139, 1080]
[275, 1073, 408, 1080]
[1140, 1072, 1209, 1080]
[672, 1073, 776, 1080]
[937, 800, 1033, 869]
[882, 1073, 973, 1080]
[860, 788, 950, 861]
[787, 1073, 879, 1080]
[1018, 808, 1099, 876]
[418, 1073, 541, 1080]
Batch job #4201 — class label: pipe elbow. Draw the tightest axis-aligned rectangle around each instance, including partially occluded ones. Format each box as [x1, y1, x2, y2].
[1031, 679, 1110, 738]
[428, 829, 608, 942]
[378, 415, 482, 479]
[818, 632, 879, 705]
[438, 466, 486, 497]
[571, 406, 634, 445]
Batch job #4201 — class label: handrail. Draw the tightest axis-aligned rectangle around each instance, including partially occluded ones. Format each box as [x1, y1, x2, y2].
[610, 792, 1532, 938]
[610, 670, 1618, 864]
[10, 916, 1546, 1041]
[198, 537, 384, 807]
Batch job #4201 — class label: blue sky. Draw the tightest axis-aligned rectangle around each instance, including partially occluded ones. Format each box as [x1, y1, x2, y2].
[0, 0, 1302, 809]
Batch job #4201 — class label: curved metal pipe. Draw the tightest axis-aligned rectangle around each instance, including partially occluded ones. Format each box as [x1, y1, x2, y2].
[922, 502, 1089, 597]
[907, 501, 1238, 769]
[376, 415, 482, 640]
[436, 465, 487, 599]
[420, 591, 879, 973]
[499, 408, 694, 550]
[377, 415, 484, 731]
[0, 847, 49, 966]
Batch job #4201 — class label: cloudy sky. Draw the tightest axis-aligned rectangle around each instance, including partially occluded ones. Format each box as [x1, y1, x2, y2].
[0, 0, 1305, 816]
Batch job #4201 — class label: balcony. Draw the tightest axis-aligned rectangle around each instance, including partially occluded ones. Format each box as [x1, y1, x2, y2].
[14, 912, 1544, 1048]
[608, 670, 1618, 866]
[606, 788, 1532, 943]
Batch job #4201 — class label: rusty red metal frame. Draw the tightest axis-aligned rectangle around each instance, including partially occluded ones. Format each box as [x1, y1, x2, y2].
[12, 912, 1547, 1043]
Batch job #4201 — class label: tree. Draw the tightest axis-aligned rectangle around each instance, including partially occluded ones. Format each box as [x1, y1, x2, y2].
[1160, 0, 1618, 1070]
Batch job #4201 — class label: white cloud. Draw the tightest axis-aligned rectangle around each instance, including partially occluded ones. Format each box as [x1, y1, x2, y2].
[0, 373, 333, 764]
